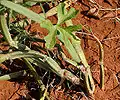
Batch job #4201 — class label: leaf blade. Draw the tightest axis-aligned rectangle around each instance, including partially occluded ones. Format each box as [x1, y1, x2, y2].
[44, 26, 57, 49]
[57, 27, 81, 63]
[0, 0, 45, 23]
[57, 3, 78, 25]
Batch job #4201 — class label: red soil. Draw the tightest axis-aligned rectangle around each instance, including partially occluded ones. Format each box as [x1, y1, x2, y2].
[0, 0, 120, 99]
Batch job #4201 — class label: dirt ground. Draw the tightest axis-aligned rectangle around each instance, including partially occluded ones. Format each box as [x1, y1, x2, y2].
[0, 0, 120, 100]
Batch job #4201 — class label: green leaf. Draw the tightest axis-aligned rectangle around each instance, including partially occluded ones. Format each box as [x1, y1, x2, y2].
[40, 20, 53, 31]
[63, 8, 78, 23]
[23, 1, 37, 7]
[57, 3, 65, 23]
[0, 0, 45, 23]
[63, 25, 82, 40]
[57, 27, 81, 63]
[44, 26, 57, 49]
[64, 25, 82, 33]
[57, 3, 78, 25]
[41, 20, 57, 49]
[40, 14, 56, 49]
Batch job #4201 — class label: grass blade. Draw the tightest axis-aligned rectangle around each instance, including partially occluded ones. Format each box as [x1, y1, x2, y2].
[0, 70, 26, 81]
[0, 0, 45, 23]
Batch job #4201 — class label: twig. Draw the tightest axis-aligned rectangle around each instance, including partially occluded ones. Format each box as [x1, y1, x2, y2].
[91, 32, 104, 90]
[99, 8, 120, 11]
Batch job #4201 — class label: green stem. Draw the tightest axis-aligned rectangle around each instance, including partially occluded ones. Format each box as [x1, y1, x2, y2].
[23, 58, 50, 100]
[0, 15, 16, 47]
[23, 59, 45, 91]
[65, 19, 95, 94]
[0, 70, 27, 81]
[78, 27, 104, 90]
[0, 50, 83, 86]
[61, 52, 83, 69]
[72, 39, 95, 94]
[42, 56, 83, 86]
[7, 9, 13, 28]
[92, 34, 104, 90]
[28, 57, 83, 86]
[0, 50, 46, 63]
